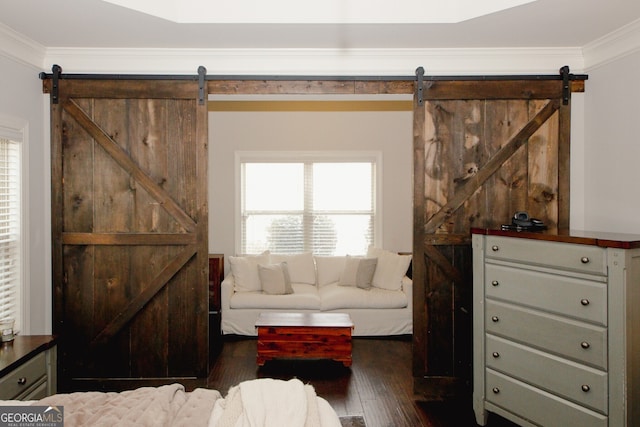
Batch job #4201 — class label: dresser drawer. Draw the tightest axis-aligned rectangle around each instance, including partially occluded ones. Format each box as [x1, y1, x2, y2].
[486, 334, 607, 414]
[485, 300, 607, 369]
[485, 263, 607, 325]
[485, 369, 607, 427]
[485, 236, 606, 275]
[0, 352, 46, 400]
[20, 379, 48, 401]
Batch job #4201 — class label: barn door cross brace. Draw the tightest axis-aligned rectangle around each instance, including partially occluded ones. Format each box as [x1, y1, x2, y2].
[62, 98, 198, 232]
[423, 99, 561, 234]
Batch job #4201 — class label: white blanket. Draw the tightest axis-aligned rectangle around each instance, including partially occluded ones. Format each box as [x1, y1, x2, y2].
[209, 378, 340, 427]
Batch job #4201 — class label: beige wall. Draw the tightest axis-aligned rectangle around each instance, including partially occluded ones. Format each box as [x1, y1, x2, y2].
[583, 51, 640, 234]
[0, 55, 49, 334]
[208, 101, 413, 260]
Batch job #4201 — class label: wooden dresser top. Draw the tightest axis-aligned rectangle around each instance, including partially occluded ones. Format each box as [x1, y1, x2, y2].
[471, 228, 640, 249]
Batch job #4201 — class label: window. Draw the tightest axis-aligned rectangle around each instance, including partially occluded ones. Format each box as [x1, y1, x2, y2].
[238, 152, 380, 256]
[0, 122, 23, 333]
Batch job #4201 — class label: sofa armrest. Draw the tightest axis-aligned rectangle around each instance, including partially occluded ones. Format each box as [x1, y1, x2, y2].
[401, 276, 413, 310]
[221, 274, 234, 311]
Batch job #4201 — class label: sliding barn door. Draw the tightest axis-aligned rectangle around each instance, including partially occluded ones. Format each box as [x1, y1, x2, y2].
[412, 75, 581, 399]
[47, 79, 208, 391]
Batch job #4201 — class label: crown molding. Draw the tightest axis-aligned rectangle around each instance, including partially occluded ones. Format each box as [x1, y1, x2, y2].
[43, 46, 584, 76]
[0, 22, 45, 69]
[0, 20, 586, 77]
[4, 15, 640, 76]
[583, 18, 640, 71]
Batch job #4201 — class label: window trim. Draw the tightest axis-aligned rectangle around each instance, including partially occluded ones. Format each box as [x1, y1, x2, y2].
[0, 114, 28, 334]
[235, 150, 383, 255]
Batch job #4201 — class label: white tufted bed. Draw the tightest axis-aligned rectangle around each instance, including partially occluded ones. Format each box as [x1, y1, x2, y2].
[0, 378, 341, 427]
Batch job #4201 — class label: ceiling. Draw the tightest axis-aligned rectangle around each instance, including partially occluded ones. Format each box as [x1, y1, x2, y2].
[99, 0, 537, 25]
[1, 0, 640, 50]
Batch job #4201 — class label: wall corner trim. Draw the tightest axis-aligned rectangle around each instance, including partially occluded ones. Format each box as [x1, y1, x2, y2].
[0, 22, 45, 69]
[584, 18, 640, 71]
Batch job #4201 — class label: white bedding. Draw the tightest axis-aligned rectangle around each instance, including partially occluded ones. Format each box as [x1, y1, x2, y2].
[0, 379, 341, 427]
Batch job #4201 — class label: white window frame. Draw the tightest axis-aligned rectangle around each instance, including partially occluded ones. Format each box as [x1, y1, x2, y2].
[235, 151, 383, 255]
[0, 114, 28, 334]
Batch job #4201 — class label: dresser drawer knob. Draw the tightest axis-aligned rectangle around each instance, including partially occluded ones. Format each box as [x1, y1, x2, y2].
[492, 387, 500, 394]
[492, 352, 500, 358]
[17, 377, 27, 386]
[581, 341, 590, 349]
[581, 299, 590, 306]
[491, 245, 499, 252]
[581, 257, 590, 264]
[491, 280, 499, 287]
[491, 316, 499, 322]
[581, 385, 591, 392]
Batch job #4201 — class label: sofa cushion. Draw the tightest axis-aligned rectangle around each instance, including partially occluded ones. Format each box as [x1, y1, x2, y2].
[229, 251, 271, 293]
[315, 256, 346, 287]
[319, 282, 408, 310]
[270, 253, 316, 285]
[339, 256, 377, 290]
[230, 283, 321, 310]
[366, 247, 412, 291]
[258, 262, 293, 295]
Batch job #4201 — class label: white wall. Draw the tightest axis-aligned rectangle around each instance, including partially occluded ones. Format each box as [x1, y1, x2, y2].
[570, 92, 586, 231]
[583, 51, 640, 233]
[208, 107, 414, 259]
[0, 54, 50, 334]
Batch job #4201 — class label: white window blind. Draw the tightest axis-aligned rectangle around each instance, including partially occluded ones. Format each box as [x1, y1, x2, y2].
[0, 136, 21, 330]
[240, 156, 378, 256]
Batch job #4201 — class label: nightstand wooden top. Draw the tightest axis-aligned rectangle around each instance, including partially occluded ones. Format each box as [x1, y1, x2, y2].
[0, 335, 57, 377]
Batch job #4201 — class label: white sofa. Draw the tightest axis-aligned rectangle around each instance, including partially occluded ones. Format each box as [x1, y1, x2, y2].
[221, 249, 412, 336]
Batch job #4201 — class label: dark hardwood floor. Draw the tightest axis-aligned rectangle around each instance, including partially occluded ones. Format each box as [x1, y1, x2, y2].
[207, 336, 518, 427]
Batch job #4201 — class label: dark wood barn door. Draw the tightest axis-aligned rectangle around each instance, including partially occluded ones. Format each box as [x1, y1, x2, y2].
[412, 76, 583, 399]
[47, 79, 208, 391]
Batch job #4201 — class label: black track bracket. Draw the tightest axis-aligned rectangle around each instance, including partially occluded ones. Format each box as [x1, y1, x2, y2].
[416, 66, 425, 106]
[198, 66, 207, 105]
[560, 65, 571, 105]
[51, 64, 62, 104]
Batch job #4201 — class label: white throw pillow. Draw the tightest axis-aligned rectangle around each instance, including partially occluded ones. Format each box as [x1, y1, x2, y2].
[229, 251, 270, 293]
[315, 256, 347, 287]
[258, 262, 293, 295]
[339, 256, 378, 290]
[366, 247, 411, 291]
[270, 252, 316, 285]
